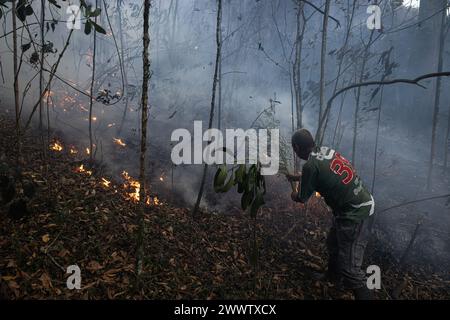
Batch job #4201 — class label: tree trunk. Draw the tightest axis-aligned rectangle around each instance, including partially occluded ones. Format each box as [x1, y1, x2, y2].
[88, 1, 99, 162]
[12, 0, 20, 144]
[136, 0, 152, 277]
[371, 87, 384, 194]
[318, 0, 330, 130]
[351, 30, 374, 165]
[324, 0, 357, 144]
[293, 0, 305, 130]
[39, 0, 46, 152]
[427, 5, 446, 189]
[117, 0, 130, 137]
[192, 0, 222, 218]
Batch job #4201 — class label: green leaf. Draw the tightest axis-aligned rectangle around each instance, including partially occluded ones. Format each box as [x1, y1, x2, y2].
[84, 20, 92, 35]
[234, 164, 245, 184]
[91, 8, 101, 17]
[48, 0, 61, 9]
[250, 192, 265, 218]
[213, 165, 227, 192]
[216, 175, 235, 193]
[21, 42, 31, 52]
[241, 190, 254, 211]
[92, 21, 106, 34]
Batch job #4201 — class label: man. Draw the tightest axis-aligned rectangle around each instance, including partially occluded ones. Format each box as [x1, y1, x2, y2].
[288, 128, 375, 300]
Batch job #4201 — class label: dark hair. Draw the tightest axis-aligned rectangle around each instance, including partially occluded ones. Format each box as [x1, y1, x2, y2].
[291, 128, 315, 150]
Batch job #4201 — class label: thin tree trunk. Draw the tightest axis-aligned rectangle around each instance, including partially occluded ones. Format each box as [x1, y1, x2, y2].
[293, 1, 305, 129]
[192, 0, 222, 218]
[136, 0, 152, 277]
[117, 0, 129, 136]
[39, 0, 45, 153]
[88, 1, 99, 162]
[318, 0, 330, 130]
[12, 0, 20, 146]
[324, 0, 357, 143]
[371, 87, 384, 193]
[217, 22, 222, 130]
[427, 6, 446, 189]
[351, 30, 374, 165]
[444, 104, 450, 171]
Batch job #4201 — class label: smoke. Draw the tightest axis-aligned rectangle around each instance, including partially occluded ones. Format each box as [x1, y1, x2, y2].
[0, 0, 449, 270]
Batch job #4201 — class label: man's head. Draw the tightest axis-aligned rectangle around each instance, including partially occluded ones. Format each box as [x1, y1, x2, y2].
[291, 128, 315, 160]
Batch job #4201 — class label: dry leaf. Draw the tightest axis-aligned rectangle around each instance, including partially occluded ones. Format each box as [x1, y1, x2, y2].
[42, 234, 50, 243]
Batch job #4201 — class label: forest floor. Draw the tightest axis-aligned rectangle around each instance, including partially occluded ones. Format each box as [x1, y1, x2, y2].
[0, 114, 449, 299]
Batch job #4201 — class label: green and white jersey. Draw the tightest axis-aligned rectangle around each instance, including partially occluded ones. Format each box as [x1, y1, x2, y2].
[297, 146, 374, 221]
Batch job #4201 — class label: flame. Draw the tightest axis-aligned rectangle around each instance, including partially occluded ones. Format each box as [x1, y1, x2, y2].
[315, 192, 321, 198]
[86, 147, 91, 155]
[70, 147, 78, 155]
[76, 164, 92, 176]
[122, 171, 141, 202]
[159, 176, 164, 182]
[50, 141, 63, 151]
[113, 138, 126, 147]
[146, 195, 161, 206]
[101, 178, 111, 188]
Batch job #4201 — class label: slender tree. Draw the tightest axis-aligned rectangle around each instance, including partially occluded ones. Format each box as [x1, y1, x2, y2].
[39, 0, 46, 151]
[12, 0, 20, 145]
[88, 1, 99, 161]
[117, 0, 129, 136]
[293, 0, 305, 129]
[318, 0, 330, 129]
[136, 0, 152, 277]
[351, 30, 374, 165]
[427, 4, 447, 188]
[192, 0, 222, 218]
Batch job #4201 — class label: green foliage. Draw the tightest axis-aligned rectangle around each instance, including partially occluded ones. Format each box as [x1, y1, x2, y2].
[213, 163, 266, 218]
[82, 2, 106, 35]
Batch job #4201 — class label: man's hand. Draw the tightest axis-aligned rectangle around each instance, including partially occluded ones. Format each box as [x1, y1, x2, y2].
[286, 173, 301, 182]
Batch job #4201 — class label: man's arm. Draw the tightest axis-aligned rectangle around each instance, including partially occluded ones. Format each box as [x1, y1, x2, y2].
[292, 162, 317, 203]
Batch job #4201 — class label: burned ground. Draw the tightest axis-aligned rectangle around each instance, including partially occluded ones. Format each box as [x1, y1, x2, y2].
[0, 115, 448, 300]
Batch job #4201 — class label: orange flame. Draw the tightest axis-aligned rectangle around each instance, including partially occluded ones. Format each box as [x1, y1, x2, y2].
[113, 138, 126, 147]
[70, 147, 78, 155]
[76, 164, 92, 176]
[122, 171, 140, 202]
[101, 178, 111, 188]
[50, 141, 63, 152]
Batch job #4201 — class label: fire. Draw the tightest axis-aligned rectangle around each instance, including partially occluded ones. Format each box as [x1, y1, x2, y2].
[159, 176, 164, 182]
[315, 192, 321, 198]
[113, 138, 126, 147]
[146, 195, 161, 206]
[70, 147, 78, 155]
[50, 141, 63, 152]
[121, 171, 160, 206]
[86, 147, 90, 155]
[122, 171, 141, 202]
[101, 178, 111, 188]
[76, 164, 92, 176]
